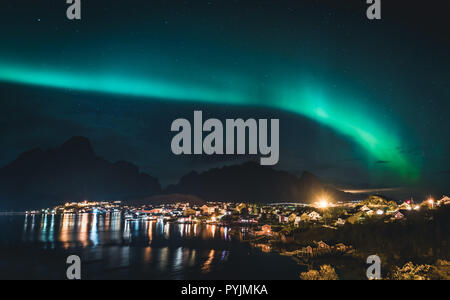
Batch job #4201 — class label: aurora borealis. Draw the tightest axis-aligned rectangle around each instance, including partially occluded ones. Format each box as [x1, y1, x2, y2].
[0, 0, 449, 199]
[0, 60, 418, 180]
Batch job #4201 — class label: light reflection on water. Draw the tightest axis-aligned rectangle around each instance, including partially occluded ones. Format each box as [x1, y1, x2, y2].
[0, 214, 302, 279]
[201, 249, 215, 273]
[19, 213, 234, 278]
[22, 213, 233, 247]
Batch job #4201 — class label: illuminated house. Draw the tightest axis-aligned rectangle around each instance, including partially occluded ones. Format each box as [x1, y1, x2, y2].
[394, 211, 405, 220]
[262, 225, 272, 234]
[335, 218, 346, 226]
[308, 211, 322, 221]
[200, 205, 216, 215]
[360, 205, 371, 212]
[317, 241, 330, 250]
[255, 225, 272, 236]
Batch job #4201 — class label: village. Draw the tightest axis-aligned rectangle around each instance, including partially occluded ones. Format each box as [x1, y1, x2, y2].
[28, 194, 450, 229]
[22, 194, 450, 279]
[29, 194, 450, 242]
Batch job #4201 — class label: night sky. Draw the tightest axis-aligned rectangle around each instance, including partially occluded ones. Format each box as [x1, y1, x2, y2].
[0, 0, 449, 200]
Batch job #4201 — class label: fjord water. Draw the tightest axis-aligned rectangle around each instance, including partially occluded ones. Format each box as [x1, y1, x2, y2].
[0, 213, 302, 280]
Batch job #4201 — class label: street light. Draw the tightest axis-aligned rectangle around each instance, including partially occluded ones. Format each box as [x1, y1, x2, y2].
[316, 197, 330, 209]
[427, 197, 434, 208]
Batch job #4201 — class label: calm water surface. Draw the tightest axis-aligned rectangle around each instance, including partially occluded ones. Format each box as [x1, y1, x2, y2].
[0, 213, 303, 279]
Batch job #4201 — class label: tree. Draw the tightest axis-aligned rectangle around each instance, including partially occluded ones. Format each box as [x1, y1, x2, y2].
[434, 260, 450, 280]
[300, 265, 339, 280]
[388, 262, 433, 280]
[389, 260, 450, 280]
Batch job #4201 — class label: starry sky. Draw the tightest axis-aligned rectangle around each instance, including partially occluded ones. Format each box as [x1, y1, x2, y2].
[0, 0, 449, 200]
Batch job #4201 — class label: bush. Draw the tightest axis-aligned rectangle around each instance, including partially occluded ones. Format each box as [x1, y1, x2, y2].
[300, 265, 339, 280]
[388, 262, 433, 280]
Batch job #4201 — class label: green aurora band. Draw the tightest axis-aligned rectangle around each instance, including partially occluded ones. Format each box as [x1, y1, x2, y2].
[0, 62, 418, 182]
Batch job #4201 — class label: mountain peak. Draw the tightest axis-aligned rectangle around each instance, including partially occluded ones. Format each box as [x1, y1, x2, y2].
[61, 136, 94, 155]
[0, 137, 161, 209]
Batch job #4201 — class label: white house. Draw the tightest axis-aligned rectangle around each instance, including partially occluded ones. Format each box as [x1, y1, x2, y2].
[308, 211, 322, 221]
[376, 209, 384, 215]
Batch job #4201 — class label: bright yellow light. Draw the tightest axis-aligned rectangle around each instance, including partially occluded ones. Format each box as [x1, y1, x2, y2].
[317, 198, 330, 209]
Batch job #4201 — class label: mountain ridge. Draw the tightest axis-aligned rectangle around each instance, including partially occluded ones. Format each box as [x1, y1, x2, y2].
[0, 136, 161, 210]
[0, 137, 360, 210]
[165, 161, 355, 204]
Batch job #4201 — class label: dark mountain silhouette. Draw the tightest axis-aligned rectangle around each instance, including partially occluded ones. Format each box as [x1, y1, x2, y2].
[0, 137, 161, 210]
[0, 137, 361, 210]
[165, 162, 355, 204]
